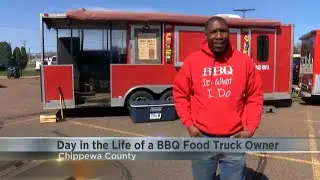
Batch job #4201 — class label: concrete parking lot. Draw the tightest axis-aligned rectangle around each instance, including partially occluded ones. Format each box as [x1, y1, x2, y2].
[0, 78, 320, 180]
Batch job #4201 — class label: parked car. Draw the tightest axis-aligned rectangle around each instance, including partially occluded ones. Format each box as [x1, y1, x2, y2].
[7, 66, 20, 79]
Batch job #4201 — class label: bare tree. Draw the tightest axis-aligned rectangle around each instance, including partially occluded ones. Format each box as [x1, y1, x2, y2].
[294, 42, 301, 54]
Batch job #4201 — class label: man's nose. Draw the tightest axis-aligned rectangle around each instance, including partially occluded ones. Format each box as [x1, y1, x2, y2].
[216, 31, 223, 38]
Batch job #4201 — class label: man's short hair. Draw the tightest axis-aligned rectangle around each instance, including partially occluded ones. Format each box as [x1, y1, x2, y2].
[205, 16, 229, 31]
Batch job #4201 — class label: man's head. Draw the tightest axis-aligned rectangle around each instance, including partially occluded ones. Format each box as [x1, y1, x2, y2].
[205, 16, 229, 56]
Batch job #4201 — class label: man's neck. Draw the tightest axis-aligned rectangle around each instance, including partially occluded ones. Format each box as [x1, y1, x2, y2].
[212, 51, 226, 59]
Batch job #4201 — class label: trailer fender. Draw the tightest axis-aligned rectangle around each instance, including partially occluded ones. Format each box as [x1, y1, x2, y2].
[123, 86, 172, 105]
[159, 89, 173, 100]
[127, 91, 154, 102]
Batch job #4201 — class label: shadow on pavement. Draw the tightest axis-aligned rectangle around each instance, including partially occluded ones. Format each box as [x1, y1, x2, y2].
[264, 99, 293, 108]
[57, 107, 130, 118]
[299, 97, 320, 106]
[0, 85, 7, 88]
[216, 167, 269, 180]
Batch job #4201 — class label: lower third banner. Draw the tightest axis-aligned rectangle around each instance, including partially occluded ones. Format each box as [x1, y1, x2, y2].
[0, 137, 317, 160]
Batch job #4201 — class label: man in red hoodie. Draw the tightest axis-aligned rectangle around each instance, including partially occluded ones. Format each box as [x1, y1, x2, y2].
[173, 16, 263, 180]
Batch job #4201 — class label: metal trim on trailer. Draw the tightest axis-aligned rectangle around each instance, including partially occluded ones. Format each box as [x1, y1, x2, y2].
[110, 84, 172, 107]
[174, 27, 181, 67]
[161, 23, 165, 63]
[110, 63, 113, 106]
[264, 92, 291, 100]
[44, 100, 76, 110]
[301, 91, 312, 98]
[236, 29, 241, 52]
[312, 74, 320, 95]
[273, 29, 277, 94]
[289, 25, 294, 95]
[249, 28, 276, 32]
[40, 14, 45, 106]
[40, 13, 67, 18]
[173, 26, 241, 67]
[111, 98, 124, 107]
[248, 29, 252, 57]
[130, 24, 163, 65]
[56, 30, 59, 62]
[124, 85, 172, 97]
[314, 74, 320, 95]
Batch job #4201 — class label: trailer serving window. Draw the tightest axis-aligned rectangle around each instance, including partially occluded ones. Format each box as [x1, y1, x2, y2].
[130, 24, 162, 65]
[257, 35, 269, 62]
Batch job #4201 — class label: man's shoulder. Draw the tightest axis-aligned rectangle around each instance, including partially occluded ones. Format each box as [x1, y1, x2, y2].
[184, 50, 205, 63]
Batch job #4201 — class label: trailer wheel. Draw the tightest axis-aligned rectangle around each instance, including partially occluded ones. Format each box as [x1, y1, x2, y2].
[159, 90, 173, 100]
[127, 91, 154, 104]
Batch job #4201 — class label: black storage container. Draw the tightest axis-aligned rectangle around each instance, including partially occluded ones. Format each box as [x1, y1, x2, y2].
[129, 100, 177, 123]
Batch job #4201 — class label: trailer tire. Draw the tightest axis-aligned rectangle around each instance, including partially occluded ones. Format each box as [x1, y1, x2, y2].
[126, 91, 154, 104]
[159, 90, 173, 100]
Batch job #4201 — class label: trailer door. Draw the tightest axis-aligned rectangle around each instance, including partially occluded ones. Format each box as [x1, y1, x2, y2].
[250, 29, 276, 96]
[41, 65, 75, 109]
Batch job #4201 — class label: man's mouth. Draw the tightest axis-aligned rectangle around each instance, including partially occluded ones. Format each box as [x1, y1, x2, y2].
[214, 43, 224, 48]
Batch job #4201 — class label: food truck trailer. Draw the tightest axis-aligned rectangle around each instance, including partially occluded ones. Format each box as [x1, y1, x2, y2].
[299, 29, 320, 100]
[39, 8, 294, 110]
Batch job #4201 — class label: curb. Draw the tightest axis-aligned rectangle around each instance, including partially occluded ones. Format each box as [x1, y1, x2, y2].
[0, 160, 45, 178]
[0, 161, 29, 177]
[0, 76, 40, 79]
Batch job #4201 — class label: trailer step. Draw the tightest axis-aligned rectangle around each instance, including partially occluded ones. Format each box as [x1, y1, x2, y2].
[263, 105, 276, 113]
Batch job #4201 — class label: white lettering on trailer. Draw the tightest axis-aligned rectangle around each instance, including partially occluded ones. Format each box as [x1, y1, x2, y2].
[255, 64, 270, 71]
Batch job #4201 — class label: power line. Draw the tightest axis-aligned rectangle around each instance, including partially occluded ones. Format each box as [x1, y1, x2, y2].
[233, 8, 255, 18]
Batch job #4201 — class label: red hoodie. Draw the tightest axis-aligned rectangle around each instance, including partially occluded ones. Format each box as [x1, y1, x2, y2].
[173, 41, 263, 135]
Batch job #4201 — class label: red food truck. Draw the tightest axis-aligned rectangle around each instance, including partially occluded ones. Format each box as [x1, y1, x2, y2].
[298, 29, 320, 100]
[39, 8, 293, 110]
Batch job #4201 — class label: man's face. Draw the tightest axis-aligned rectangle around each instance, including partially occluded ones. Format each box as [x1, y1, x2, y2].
[206, 20, 229, 54]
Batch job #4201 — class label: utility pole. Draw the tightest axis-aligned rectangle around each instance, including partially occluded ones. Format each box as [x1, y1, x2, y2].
[28, 48, 31, 62]
[233, 8, 255, 18]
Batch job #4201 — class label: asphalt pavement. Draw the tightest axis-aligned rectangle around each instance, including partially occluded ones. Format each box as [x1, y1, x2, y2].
[0, 78, 319, 180]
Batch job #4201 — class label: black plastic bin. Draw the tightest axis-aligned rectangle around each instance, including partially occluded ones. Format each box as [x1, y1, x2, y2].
[129, 100, 177, 123]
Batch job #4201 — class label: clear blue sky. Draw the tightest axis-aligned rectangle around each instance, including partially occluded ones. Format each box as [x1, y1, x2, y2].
[0, 0, 319, 53]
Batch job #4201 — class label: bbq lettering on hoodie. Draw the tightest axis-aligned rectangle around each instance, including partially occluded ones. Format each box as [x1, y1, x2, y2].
[202, 66, 233, 98]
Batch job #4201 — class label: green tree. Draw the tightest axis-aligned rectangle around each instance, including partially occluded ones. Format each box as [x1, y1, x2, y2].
[20, 46, 28, 69]
[0, 41, 12, 59]
[0, 41, 13, 65]
[12, 47, 21, 67]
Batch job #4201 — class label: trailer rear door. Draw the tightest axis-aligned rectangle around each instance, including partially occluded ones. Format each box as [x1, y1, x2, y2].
[250, 29, 276, 96]
[41, 65, 75, 109]
[174, 26, 241, 67]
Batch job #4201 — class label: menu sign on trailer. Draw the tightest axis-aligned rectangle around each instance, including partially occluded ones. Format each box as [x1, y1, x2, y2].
[137, 33, 157, 60]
